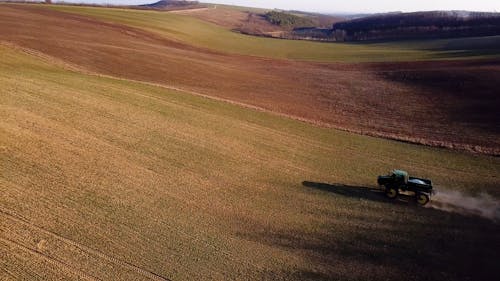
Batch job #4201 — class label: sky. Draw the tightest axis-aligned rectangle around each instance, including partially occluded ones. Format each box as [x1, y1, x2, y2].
[61, 0, 500, 13]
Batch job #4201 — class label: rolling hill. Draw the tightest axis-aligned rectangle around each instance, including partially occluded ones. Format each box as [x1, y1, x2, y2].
[1, 34, 499, 281]
[1, 3, 500, 281]
[1, 3, 499, 155]
[43, 4, 500, 62]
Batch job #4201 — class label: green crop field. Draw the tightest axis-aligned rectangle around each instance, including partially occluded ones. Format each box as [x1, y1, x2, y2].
[1, 41, 499, 280]
[45, 4, 500, 62]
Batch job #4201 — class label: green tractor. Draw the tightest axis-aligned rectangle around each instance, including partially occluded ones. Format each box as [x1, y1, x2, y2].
[377, 170, 434, 206]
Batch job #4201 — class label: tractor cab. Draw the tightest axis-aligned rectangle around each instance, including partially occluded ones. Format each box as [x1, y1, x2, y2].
[390, 169, 409, 184]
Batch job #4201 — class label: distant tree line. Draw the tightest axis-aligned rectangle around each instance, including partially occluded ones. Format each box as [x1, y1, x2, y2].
[331, 11, 500, 41]
[264, 11, 315, 29]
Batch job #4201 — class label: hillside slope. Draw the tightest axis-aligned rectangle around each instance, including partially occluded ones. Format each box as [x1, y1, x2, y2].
[0, 4, 499, 154]
[2, 40, 500, 281]
[171, 5, 288, 36]
[44, 4, 500, 62]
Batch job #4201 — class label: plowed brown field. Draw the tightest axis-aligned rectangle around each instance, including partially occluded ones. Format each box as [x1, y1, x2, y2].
[1, 4, 498, 154]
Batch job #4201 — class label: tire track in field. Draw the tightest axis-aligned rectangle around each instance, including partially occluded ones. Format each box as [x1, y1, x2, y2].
[0, 207, 172, 281]
[0, 237, 101, 281]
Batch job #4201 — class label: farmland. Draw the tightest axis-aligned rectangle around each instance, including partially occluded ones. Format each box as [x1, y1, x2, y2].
[1, 3, 500, 281]
[46, 4, 500, 62]
[1, 39, 500, 281]
[1, 4, 499, 154]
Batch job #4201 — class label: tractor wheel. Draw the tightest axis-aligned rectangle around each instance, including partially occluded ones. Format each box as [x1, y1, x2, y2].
[416, 193, 430, 206]
[386, 187, 398, 199]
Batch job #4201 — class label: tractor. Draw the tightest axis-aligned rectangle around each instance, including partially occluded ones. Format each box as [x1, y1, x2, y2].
[377, 170, 434, 205]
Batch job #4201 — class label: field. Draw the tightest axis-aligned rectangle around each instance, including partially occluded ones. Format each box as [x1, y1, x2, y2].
[1, 3, 499, 154]
[1, 3, 500, 281]
[2, 38, 500, 281]
[46, 4, 500, 62]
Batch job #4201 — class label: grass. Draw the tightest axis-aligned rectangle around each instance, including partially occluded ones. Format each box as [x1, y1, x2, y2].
[1, 43, 500, 280]
[43, 4, 500, 62]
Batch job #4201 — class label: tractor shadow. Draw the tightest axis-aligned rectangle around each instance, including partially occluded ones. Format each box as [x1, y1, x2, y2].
[302, 181, 418, 205]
